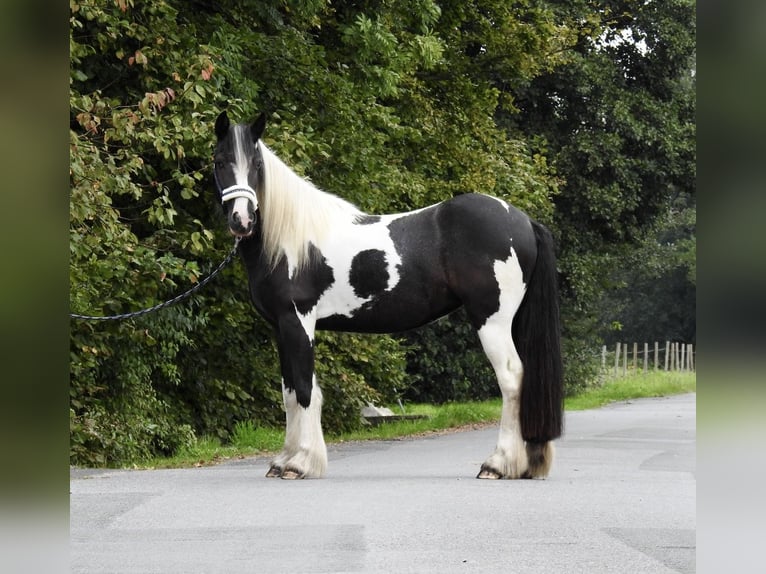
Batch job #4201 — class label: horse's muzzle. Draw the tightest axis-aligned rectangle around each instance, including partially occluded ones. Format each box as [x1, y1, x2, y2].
[229, 208, 258, 237]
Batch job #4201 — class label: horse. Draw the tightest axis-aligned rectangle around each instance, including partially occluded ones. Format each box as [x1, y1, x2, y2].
[213, 111, 564, 480]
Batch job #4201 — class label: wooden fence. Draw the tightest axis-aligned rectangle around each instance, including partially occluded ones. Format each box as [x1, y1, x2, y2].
[601, 342, 695, 377]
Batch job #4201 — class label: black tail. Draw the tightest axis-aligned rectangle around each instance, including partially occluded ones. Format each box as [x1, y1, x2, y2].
[512, 221, 564, 443]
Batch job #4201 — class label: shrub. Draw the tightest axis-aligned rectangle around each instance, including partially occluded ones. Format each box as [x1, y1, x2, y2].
[402, 310, 498, 404]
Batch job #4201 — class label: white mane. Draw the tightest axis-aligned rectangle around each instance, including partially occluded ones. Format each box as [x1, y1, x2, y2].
[257, 142, 363, 271]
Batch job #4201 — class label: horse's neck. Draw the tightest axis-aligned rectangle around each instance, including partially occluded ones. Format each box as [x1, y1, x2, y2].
[238, 228, 268, 266]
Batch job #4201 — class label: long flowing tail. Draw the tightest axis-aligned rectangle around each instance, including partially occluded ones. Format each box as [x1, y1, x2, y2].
[512, 220, 564, 443]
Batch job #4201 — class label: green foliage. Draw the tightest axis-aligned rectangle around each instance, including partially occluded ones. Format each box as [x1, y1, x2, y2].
[315, 332, 410, 434]
[70, 0, 234, 466]
[402, 310, 497, 404]
[70, 0, 695, 466]
[69, 309, 202, 466]
[596, 194, 696, 345]
[559, 321, 606, 397]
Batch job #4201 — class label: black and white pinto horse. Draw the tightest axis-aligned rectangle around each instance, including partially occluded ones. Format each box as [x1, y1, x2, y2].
[213, 112, 564, 480]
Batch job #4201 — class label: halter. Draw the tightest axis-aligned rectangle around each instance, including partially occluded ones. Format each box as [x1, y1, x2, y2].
[219, 184, 258, 206]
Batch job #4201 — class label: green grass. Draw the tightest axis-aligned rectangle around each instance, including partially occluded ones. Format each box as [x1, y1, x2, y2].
[564, 370, 696, 411]
[336, 401, 504, 442]
[138, 370, 695, 469]
[143, 421, 286, 469]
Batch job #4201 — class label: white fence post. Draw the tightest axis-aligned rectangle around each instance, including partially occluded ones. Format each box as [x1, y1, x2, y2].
[687, 343, 694, 371]
[623, 343, 628, 377]
[643, 342, 648, 373]
[671, 342, 676, 371]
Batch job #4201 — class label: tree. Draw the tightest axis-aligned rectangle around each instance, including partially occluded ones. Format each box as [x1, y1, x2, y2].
[508, 0, 696, 389]
[598, 195, 696, 346]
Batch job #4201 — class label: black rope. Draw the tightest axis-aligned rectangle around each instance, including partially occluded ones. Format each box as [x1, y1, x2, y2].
[70, 238, 240, 321]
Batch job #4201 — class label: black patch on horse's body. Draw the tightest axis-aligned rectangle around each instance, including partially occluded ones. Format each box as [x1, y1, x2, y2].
[349, 249, 389, 299]
[293, 245, 335, 316]
[240, 237, 334, 321]
[385, 194, 536, 330]
[276, 313, 315, 407]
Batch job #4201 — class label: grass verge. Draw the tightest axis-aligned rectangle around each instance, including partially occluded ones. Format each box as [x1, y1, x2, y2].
[139, 370, 695, 469]
[564, 370, 696, 411]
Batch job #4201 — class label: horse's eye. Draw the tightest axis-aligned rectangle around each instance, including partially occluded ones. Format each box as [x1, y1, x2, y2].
[214, 160, 224, 169]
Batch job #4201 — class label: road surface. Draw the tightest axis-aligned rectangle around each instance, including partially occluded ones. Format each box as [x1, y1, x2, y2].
[70, 393, 696, 573]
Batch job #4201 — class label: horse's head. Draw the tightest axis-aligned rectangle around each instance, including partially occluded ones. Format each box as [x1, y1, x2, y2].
[213, 111, 266, 237]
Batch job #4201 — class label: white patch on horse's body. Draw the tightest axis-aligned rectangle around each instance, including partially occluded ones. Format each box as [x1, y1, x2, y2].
[313, 217, 402, 318]
[493, 248, 526, 295]
[294, 304, 317, 344]
[476, 249, 530, 478]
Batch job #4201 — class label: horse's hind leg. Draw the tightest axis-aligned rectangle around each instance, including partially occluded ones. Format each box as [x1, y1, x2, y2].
[475, 314, 556, 479]
[476, 316, 529, 479]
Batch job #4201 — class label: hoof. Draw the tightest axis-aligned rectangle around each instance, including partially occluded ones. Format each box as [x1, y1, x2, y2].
[265, 466, 282, 478]
[280, 467, 305, 480]
[476, 465, 503, 480]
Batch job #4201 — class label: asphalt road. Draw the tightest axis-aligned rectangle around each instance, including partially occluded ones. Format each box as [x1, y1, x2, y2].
[70, 393, 696, 573]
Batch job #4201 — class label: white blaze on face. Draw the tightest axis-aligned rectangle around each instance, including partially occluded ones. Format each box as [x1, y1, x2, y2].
[232, 196, 253, 228]
[231, 126, 258, 229]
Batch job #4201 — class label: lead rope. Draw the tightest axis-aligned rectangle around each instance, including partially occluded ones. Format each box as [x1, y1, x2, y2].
[70, 237, 240, 321]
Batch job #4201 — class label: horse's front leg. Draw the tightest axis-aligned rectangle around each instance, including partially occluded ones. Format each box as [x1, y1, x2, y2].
[266, 311, 327, 479]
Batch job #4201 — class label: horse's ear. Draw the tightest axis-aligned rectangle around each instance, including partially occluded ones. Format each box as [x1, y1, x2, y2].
[250, 112, 266, 142]
[214, 111, 230, 140]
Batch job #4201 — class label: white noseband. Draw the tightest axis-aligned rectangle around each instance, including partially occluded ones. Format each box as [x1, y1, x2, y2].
[220, 184, 257, 205]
